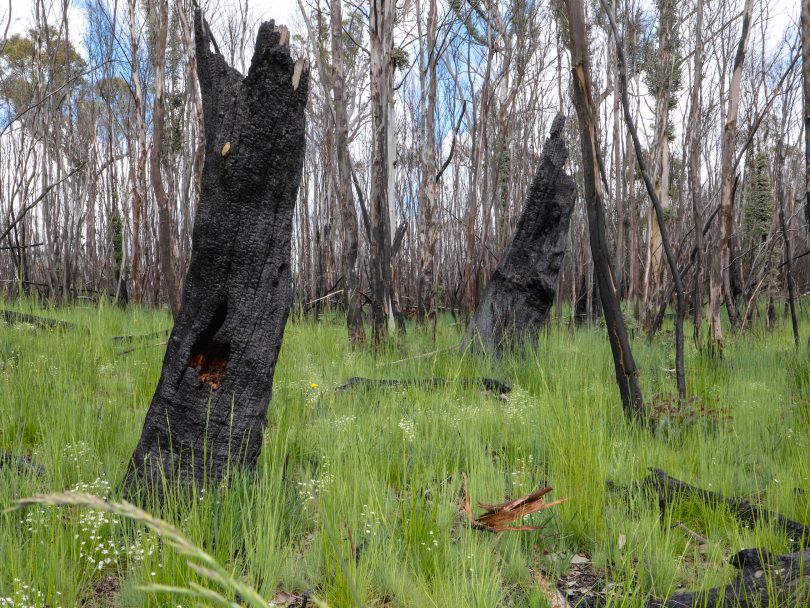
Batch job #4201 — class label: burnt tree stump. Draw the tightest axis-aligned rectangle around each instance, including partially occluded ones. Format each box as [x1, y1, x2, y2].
[466, 114, 576, 353]
[125, 12, 308, 493]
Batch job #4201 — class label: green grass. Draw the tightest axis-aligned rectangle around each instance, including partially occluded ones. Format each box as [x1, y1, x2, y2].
[0, 298, 809, 607]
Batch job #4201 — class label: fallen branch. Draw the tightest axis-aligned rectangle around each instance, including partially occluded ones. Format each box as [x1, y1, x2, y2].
[112, 328, 171, 343]
[646, 468, 810, 549]
[115, 341, 168, 357]
[337, 376, 511, 395]
[377, 346, 455, 367]
[0, 309, 76, 331]
[672, 521, 709, 545]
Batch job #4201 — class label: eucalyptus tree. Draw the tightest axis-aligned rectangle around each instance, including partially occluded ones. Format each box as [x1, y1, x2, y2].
[708, 0, 753, 356]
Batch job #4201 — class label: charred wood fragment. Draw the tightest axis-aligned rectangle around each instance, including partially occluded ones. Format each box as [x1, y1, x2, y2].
[648, 547, 810, 607]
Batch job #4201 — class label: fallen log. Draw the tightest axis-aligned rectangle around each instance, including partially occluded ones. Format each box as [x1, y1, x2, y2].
[0, 450, 44, 476]
[0, 309, 76, 331]
[646, 468, 810, 548]
[337, 376, 511, 395]
[648, 547, 810, 607]
[112, 328, 171, 343]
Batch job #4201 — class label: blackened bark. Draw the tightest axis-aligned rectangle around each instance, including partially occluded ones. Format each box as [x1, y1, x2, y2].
[125, 12, 308, 493]
[642, 469, 810, 606]
[465, 114, 576, 353]
[646, 468, 810, 548]
[648, 548, 810, 607]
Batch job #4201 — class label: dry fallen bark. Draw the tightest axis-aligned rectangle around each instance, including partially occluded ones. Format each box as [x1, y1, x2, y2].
[461, 472, 564, 532]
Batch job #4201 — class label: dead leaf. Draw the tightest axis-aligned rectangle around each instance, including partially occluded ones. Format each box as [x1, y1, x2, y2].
[461, 472, 565, 532]
[617, 533, 626, 550]
[570, 554, 590, 565]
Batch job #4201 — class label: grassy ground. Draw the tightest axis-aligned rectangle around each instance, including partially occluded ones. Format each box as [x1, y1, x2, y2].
[0, 299, 808, 607]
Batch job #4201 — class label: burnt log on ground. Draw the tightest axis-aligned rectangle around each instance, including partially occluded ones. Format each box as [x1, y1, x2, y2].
[337, 376, 511, 395]
[648, 547, 810, 607]
[0, 310, 76, 331]
[124, 12, 308, 494]
[646, 468, 810, 548]
[0, 450, 44, 476]
[644, 469, 810, 606]
[603, 469, 810, 607]
[465, 114, 576, 354]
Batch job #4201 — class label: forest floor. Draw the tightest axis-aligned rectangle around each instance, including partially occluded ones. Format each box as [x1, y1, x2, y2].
[0, 300, 809, 607]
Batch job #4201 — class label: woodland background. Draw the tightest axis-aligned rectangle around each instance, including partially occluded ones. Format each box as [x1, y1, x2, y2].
[0, 0, 806, 343]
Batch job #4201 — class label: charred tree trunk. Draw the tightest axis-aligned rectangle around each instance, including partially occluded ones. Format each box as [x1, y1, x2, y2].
[564, 0, 645, 420]
[125, 12, 308, 493]
[465, 114, 576, 353]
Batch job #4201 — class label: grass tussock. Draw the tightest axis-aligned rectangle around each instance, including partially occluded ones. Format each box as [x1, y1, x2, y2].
[0, 299, 808, 607]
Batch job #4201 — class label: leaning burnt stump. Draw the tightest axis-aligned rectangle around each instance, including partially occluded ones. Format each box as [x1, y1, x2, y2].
[465, 114, 576, 354]
[125, 12, 308, 494]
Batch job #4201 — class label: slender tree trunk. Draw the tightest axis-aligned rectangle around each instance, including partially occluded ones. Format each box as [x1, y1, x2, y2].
[126, 13, 309, 493]
[331, 0, 365, 345]
[564, 0, 645, 420]
[150, 0, 181, 317]
[802, 0, 810, 228]
[688, 0, 705, 344]
[611, 1, 625, 300]
[604, 0, 686, 400]
[776, 123, 800, 348]
[417, 0, 439, 323]
[709, 0, 752, 356]
[128, 0, 147, 301]
[369, 0, 396, 342]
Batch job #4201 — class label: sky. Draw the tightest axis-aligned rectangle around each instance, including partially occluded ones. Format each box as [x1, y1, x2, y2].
[2, 0, 301, 52]
[3, 0, 799, 58]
